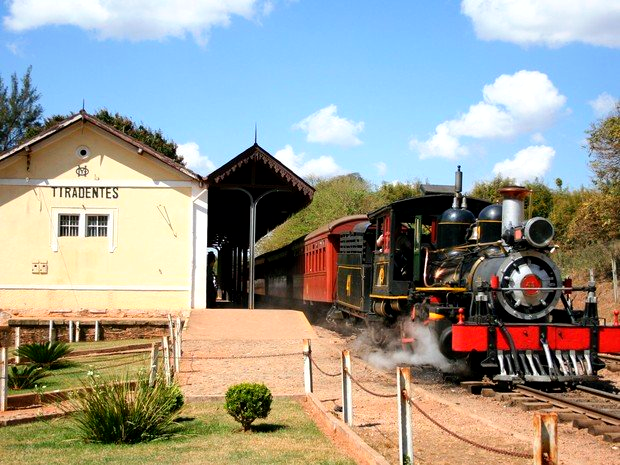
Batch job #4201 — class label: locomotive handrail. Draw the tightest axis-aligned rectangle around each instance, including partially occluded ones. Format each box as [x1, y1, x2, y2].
[494, 286, 593, 292]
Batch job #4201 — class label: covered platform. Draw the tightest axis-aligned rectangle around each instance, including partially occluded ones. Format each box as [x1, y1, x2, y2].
[205, 143, 314, 308]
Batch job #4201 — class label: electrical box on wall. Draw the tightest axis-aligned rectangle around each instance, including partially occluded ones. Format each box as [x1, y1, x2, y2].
[31, 261, 48, 274]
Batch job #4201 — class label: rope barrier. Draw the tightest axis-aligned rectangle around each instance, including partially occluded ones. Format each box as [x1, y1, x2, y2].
[177, 352, 300, 361]
[345, 368, 397, 398]
[403, 390, 532, 459]
[309, 354, 340, 377]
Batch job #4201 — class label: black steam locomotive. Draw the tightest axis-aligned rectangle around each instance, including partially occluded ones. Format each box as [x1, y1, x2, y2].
[256, 168, 620, 384]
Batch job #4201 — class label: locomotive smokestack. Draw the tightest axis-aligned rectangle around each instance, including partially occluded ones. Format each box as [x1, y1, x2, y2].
[499, 186, 531, 234]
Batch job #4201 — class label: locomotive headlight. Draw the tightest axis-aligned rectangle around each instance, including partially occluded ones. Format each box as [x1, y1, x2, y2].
[523, 217, 554, 248]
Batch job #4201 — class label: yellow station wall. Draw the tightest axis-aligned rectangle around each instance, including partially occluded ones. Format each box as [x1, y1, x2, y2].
[0, 123, 205, 312]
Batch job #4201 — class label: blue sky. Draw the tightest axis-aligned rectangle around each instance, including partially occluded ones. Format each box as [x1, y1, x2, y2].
[1, 0, 619, 191]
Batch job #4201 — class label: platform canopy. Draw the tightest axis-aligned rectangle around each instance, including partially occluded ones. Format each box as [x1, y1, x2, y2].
[205, 143, 314, 249]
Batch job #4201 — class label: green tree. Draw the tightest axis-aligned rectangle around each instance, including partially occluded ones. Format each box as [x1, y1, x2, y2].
[587, 103, 620, 188]
[0, 66, 43, 152]
[24, 109, 182, 164]
[375, 180, 423, 204]
[468, 175, 515, 203]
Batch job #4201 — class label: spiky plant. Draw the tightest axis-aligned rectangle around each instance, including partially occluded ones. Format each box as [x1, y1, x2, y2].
[14, 341, 74, 369]
[7, 365, 49, 390]
[69, 373, 184, 444]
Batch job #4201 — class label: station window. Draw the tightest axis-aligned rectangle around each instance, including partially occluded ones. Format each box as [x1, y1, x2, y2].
[86, 215, 108, 237]
[52, 208, 117, 252]
[58, 214, 80, 237]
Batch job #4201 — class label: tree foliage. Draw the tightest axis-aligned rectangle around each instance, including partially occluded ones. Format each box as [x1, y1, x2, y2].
[587, 103, 620, 188]
[0, 66, 43, 152]
[24, 109, 182, 164]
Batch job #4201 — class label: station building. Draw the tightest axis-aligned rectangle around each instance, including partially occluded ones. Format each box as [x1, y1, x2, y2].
[0, 111, 313, 316]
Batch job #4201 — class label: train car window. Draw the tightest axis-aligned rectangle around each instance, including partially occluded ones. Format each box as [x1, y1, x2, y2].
[376, 215, 391, 253]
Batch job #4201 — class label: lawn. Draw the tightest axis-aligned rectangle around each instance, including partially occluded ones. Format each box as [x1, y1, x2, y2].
[9, 340, 155, 395]
[0, 399, 355, 465]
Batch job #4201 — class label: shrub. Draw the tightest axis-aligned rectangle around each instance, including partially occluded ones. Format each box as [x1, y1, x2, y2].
[7, 365, 49, 390]
[224, 383, 272, 431]
[69, 374, 184, 444]
[14, 341, 73, 369]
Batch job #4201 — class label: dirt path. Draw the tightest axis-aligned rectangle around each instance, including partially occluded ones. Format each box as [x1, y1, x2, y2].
[178, 308, 620, 465]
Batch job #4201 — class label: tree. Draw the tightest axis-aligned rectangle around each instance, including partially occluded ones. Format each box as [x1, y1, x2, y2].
[0, 66, 43, 152]
[587, 103, 620, 188]
[468, 175, 515, 203]
[375, 180, 423, 204]
[24, 109, 183, 164]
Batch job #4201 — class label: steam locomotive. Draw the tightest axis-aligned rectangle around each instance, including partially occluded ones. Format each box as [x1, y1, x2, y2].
[255, 168, 620, 384]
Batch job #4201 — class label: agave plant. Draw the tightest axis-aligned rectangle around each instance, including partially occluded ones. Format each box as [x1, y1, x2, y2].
[14, 341, 74, 369]
[70, 373, 184, 444]
[8, 364, 49, 390]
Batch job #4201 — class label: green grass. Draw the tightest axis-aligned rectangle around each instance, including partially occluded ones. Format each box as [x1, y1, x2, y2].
[0, 399, 355, 465]
[8, 351, 151, 395]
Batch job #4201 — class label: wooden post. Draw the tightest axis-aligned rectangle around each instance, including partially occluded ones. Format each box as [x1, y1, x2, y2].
[149, 343, 159, 386]
[75, 321, 81, 342]
[533, 412, 558, 465]
[0, 347, 7, 412]
[48, 320, 55, 343]
[68, 321, 74, 343]
[162, 336, 172, 385]
[397, 367, 414, 465]
[341, 349, 353, 426]
[303, 339, 313, 394]
[94, 320, 100, 342]
[14, 327, 20, 364]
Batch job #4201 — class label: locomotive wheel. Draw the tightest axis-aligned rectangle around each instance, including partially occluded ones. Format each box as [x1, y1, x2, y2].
[366, 319, 395, 346]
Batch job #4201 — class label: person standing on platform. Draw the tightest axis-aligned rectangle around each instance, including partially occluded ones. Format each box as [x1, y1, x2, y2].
[207, 251, 217, 308]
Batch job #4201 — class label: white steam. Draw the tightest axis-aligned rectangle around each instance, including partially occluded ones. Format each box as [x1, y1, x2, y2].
[362, 322, 460, 373]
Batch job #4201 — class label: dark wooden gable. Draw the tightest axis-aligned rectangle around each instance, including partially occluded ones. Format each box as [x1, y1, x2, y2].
[206, 143, 314, 247]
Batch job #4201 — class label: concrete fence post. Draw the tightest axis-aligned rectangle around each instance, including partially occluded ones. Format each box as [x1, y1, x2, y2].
[162, 336, 172, 385]
[48, 320, 55, 343]
[68, 321, 74, 343]
[75, 321, 81, 342]
[341, 349, 353, 426]
[94, 320, 100, 342]
[14, 327, 20, 364]
[174, 317, 182, 374]
[533, 412, 558, 465]
[303, 339, 313, 394]
[397, 366, 413, 465]
[149, 343, 159, 386]
[1, 347, 7, 412]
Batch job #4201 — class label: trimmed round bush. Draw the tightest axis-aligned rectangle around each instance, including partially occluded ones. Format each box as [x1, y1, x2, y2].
[224, 383, 272, 431]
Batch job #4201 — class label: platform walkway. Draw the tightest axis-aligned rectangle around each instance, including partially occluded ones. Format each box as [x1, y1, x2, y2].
[178, 308, 320, 398]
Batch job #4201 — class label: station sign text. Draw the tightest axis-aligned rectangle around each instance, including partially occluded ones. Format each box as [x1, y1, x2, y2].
[52, 186, 119, 199]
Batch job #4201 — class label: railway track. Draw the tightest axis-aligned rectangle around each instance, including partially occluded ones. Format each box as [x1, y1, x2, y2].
[484, 384, 620, 443]
[601, 354, 620, 372]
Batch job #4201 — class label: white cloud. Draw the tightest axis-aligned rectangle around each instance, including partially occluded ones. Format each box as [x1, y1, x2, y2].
[530, 132, 546, 144]
[589, 92, 618, 117]
[374, 161, 387, 177]
[462, 0, 620, 48]
[410, 70, 566, 160]
[492, 145, 555, 183]
[3, 0, 270, 44]
[177, 142, 215, 174]
[275, 144, 346, 178]
[293, 105, 364, 147]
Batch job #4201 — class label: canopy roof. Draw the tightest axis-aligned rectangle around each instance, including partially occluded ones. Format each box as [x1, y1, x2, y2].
[205, 143, 314, 248]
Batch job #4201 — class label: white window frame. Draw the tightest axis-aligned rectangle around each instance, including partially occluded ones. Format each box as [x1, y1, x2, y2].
[51, 208, 117, 253]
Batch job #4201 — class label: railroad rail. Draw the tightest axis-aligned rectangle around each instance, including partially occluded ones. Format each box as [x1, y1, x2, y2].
[601, 354, 620, 372]
[495, 384, 620, 443]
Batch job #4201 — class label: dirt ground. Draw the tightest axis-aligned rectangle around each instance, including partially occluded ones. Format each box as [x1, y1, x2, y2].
[177, 309, 620, 465]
